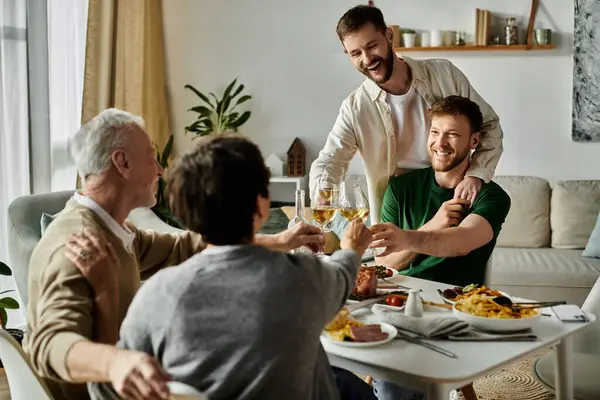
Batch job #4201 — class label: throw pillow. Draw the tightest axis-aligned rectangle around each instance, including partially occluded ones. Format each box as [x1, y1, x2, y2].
[582, 212, 600, 258]
[40, 212, 58, 236]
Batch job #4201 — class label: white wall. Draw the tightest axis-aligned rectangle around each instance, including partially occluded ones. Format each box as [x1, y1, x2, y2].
[162, 0, 600, 202]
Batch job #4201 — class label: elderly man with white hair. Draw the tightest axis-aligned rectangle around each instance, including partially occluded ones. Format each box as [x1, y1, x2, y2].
[24, 108, 324, 400]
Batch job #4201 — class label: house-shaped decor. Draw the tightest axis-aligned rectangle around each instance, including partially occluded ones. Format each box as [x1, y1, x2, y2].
[286, 138, 306, 177]
[265, 153, 284, 177]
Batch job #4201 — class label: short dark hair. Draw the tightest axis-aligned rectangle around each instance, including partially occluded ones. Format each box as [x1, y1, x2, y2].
[427, 96, 484, 133]
[336, 5, 388, 41]
[167, 134, 270, 245]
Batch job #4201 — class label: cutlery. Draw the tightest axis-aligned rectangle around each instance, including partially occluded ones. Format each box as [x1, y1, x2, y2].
[394, 331, 457, 358]
[493, 296, 567, 309]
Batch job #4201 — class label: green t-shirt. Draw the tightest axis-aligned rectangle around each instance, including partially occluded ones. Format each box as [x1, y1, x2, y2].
[380, 167, 511, 287]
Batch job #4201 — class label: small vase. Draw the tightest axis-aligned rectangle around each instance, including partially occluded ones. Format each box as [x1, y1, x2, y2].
[405, 289, 424, 318]
[430, 30, 443, 47]
[402, 33, 416, 48]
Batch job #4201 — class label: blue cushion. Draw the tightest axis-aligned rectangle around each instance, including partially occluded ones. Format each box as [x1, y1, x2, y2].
[582, 212, 600, 258]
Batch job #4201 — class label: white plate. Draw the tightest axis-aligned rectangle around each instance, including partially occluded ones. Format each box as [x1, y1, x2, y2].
[452, 304, 541, 333]
[322, 322, 398, 347]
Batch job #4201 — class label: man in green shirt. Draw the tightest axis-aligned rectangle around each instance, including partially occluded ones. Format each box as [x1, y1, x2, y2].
[371, 95, 510, 287]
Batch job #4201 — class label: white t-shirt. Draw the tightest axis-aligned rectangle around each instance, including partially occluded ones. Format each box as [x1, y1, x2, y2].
[386, 86, 431, 171]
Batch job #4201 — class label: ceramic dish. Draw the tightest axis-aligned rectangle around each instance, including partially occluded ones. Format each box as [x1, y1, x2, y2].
[321, 322, 398, 347]
[452, 304, 541, 333]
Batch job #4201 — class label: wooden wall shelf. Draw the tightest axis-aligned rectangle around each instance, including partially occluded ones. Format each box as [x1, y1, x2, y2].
[395, 44, 556, 52]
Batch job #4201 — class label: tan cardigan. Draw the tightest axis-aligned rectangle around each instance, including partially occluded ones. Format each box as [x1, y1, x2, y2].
[24, 199, 204, 400]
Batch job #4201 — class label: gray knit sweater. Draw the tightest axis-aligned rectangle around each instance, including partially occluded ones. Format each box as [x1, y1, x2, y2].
[88, 244, 360, 400]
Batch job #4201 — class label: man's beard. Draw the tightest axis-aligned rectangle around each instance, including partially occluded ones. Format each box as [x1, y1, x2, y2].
[359, 44, 395, 84]
[430, 147, 471, 172]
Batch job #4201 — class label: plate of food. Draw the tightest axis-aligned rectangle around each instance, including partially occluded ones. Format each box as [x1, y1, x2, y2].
[323, 308, 398, 347]
[438, 284, 507, 305]
[452, 294, 542, 332]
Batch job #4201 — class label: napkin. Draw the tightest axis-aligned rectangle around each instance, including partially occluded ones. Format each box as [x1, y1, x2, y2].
[371, 305, 471, 338]
[371, 305, 538, 341]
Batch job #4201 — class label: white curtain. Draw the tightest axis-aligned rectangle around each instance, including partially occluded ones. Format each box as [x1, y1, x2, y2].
[0, 0, 31, 327]
[48, 0, 88, 191]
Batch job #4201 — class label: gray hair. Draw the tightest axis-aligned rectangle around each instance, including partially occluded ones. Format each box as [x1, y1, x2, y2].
[69, 108, 145, 181]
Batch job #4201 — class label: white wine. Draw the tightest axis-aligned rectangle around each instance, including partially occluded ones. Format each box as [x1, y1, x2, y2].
[312, 207, 337, 225]
[340, 208, 363, 221]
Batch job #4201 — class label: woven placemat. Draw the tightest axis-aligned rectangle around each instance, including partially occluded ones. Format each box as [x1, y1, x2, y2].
[473, 349, 555, 400]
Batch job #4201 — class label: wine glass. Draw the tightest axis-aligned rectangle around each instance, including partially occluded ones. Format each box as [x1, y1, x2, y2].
[339, 178, 370, 223]
[311, 182, 339, 258]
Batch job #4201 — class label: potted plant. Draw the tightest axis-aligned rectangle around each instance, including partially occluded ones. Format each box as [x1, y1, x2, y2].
[183, 78, 252, 137]
[0, 261, 22, 367]
[402, 29, 417, 48]
[151, 134, 184, 229]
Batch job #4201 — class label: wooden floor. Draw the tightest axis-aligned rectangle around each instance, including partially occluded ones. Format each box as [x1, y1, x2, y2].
[0, 369, 10, 399]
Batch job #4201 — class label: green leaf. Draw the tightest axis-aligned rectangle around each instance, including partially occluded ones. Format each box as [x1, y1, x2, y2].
[0, 262, 11, 276]
[209, 93, 220, 107]
[233, 95, 252, 109]
[219, 96, 232, 117]
[160, 135, 174, 167]
[222, 79, 237, 102]
[229, 111, 251, 128]
[0, 308, 7, 328]
[184, 84, 214, 108]
[226, 112, 240, 125]
[188, 106, 212, 117]
[0, 297, 19, 309]
[231, 83, 245, 99]
[0, 290, 14, 295]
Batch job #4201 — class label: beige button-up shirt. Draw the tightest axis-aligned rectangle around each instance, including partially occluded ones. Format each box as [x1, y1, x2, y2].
[309, 56, 503, 224]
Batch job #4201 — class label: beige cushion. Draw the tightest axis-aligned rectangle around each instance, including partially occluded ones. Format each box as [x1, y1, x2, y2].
[494, 176, 551, 248]
[551, 180, 600, 249]
[490, 247, 600, 289]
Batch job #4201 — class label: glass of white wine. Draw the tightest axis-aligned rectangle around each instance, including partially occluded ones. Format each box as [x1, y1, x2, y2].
[339, 179, 369, 223]
[311, 182, 339, 258]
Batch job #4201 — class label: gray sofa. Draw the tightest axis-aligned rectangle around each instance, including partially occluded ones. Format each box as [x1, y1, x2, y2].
[491, 176, 600, 306]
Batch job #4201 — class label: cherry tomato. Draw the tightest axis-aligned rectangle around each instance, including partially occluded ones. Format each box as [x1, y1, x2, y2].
[385, 268, 393, 277]
[385, 295, 404, 307]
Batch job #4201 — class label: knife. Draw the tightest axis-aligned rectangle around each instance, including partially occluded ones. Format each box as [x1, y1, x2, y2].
[345, 296, 388, 312]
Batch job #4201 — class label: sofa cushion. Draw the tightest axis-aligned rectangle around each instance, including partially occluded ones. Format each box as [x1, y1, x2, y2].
[493, 176, 550, 248]
[551, 180, 600, 249]
[491, 247, 600, 289]
[583, 212, 600, 258]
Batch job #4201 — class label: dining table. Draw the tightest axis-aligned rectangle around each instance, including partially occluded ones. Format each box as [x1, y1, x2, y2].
[321, 273, 596, 400]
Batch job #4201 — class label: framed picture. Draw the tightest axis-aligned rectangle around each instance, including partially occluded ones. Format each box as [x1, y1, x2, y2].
[572, 0, 600, 142]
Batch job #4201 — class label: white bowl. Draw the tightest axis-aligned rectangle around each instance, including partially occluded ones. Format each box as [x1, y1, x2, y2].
[452, 304, 541, 333]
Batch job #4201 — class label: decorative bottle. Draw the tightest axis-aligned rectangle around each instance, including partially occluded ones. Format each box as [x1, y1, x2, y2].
[504, 17, 518, 45]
